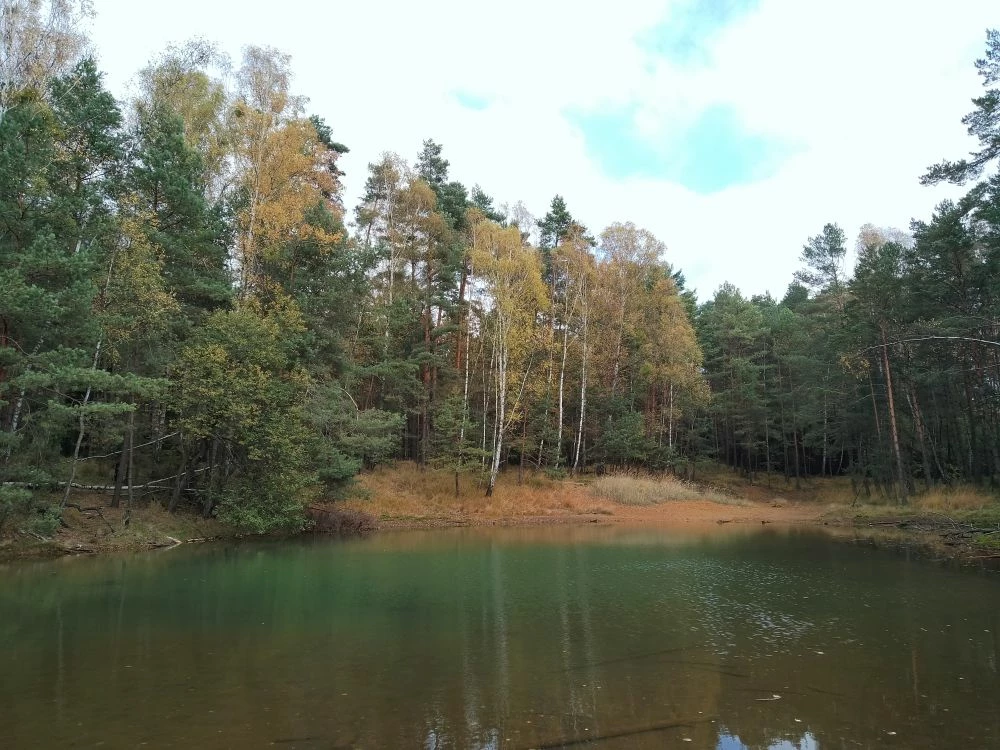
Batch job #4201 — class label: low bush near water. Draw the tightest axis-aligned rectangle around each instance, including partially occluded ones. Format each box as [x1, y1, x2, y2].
[306, 505, 378, 535]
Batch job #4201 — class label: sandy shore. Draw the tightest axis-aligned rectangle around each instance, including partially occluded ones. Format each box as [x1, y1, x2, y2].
[370, 498, 824, 530]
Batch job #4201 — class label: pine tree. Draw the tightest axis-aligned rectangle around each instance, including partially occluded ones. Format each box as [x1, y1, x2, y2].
[923, 29, 1000, 185]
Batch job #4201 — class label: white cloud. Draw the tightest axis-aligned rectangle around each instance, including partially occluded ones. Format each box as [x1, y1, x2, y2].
[88, 0, 997, 299]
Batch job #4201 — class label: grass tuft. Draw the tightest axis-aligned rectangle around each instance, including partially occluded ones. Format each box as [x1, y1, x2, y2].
[912, 486, 995, 511]
[589, 475, 746, 506]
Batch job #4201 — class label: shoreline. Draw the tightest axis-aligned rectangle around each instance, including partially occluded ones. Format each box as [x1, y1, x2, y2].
[356, 506, 1000, 570]
[2, 468, 998, 568]
[2, 510, 996, 570]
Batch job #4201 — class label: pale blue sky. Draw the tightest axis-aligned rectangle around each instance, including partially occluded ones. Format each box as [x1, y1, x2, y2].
[452, 91, 492, 112]
[88, 0, 998, 299]
[637, 0, 761, 66]
[568, 102, 797, 193]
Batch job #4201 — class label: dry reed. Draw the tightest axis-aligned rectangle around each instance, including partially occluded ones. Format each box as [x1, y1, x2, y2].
[589, 474, 746, 506]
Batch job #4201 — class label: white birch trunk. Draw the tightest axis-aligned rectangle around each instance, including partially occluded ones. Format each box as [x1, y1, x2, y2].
[555, 318, 570, 469]
[573, 302, 589, 475]
[61, 338, 102, 508]
[668, 382, 674, 451]
[487, 328, 508, 496]
[61, 229, 120, 506]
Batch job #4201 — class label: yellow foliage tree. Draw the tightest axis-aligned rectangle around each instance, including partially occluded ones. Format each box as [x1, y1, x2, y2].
[230, 47, 340, 301]
[470, 219, 548, 495]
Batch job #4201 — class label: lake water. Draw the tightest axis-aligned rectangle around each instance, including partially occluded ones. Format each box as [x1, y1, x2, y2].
[1, 525, 999, 749]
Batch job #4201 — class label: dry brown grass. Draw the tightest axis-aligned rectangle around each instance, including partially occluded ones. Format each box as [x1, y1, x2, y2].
[692, 464, 857, 506]
[823, 483, 1000, 535]
[346, 463, 615, 522]
[911, 486, 996, 511]
[827, 483, 996, 512]
[717, 471, 996, 512]
[795, 478, 858, 505]
[589, 474, 747, 506]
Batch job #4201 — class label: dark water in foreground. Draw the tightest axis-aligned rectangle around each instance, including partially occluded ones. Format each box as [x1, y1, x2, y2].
[1, 525, 999, 749]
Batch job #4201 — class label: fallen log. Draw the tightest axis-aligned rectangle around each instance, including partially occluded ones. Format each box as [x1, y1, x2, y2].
[150, 536, 183, 549]
[520, 715, 716, 749]
[559, 645, 694, 672]
[4, 467, 207, 494]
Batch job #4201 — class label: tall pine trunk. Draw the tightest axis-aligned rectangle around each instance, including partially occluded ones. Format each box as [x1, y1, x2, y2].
[881, 327, 907, 503]
[111, 425, 130, 508]
[122, 410, 135, 528]
[61, 339, 103, 508]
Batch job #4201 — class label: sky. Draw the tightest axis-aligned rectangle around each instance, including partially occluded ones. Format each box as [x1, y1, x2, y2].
[87, 0, 998, 300]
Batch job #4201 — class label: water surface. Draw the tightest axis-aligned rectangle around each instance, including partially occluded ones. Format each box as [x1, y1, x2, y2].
[2, 525, 998, 749]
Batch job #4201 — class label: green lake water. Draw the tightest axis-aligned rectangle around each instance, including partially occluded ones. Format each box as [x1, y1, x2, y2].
[1, 525, 998, 749]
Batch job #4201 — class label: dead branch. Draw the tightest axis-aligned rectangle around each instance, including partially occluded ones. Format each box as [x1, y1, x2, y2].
[64, 502, 114, 533]
[520, 715, 716, 749]
[78, 432, 179, 461]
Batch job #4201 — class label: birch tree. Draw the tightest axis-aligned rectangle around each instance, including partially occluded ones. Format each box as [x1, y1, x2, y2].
[0, 0, 91, 121]
[597, 222, 662, 400]
[553, 231, 594, 468]
[470, 220, 547, 495]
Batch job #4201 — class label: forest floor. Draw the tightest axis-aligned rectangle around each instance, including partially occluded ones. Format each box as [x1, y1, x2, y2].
[342, 463, 820, 529]
[0, 495, 235, 562]
[2, 465, 998, 565]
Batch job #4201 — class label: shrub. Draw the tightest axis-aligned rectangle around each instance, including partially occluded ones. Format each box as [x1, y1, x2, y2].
[0, 487, 34, 532]
[305, 505, 377, 536]
[27, 505, 63, 538]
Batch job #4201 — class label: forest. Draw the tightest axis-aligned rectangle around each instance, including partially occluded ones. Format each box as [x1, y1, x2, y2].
[1, 3, 999, 535]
